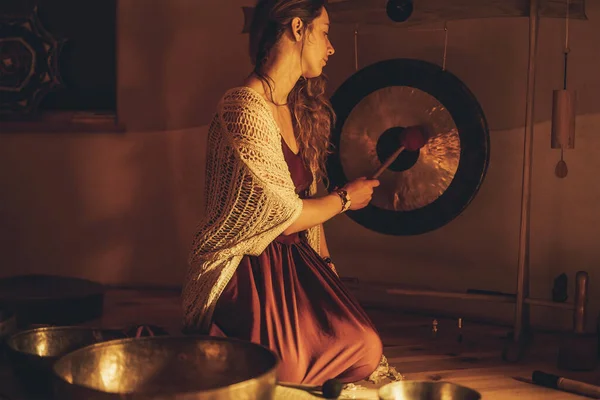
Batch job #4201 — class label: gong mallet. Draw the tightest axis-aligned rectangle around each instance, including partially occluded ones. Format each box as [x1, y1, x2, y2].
[532, 370, 600, 398]
[371, 125, 427, 179]
[372, 145, 406, 179]
[279, 378, 344, 398]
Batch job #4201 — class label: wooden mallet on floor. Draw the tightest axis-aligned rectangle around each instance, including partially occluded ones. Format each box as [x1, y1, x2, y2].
[279, 378, 344, 398]
[532, 370, 600, 398]
[371, 126, 427, 179]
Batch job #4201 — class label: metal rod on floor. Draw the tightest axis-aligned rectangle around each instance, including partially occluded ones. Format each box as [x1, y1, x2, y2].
[372, 284, 577, 310]
[385, 288, 516, 303]
[524, 298, 574, 310]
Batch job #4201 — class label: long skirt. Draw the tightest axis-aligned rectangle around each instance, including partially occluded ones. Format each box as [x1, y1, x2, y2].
[209, 233, 383, 385]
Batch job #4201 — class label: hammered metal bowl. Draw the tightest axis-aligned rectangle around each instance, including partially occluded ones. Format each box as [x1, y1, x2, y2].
[53, 335, 279, 400]
[0, 308, 17, 360]
[0, 308, 17, 341]
[6, 326, 126, 398]
[378, 381, 481, 400]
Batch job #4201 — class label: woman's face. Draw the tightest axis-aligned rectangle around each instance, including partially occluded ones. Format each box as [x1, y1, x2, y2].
[301, 8, 335, 78]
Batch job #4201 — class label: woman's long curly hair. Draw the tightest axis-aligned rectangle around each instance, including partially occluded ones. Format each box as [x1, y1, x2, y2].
[248, 0, 336, 185]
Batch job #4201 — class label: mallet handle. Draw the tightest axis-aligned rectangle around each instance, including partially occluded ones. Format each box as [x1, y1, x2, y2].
[371, 146, 406, 179]
[533, 370, 600, 398]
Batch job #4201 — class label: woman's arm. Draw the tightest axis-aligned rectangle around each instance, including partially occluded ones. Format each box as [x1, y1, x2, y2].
[282, 177, 380, 235]
[282, 193, 342, 235]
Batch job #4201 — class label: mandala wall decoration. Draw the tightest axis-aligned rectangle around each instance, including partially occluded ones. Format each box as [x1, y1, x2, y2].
[0, 7, 65, 118]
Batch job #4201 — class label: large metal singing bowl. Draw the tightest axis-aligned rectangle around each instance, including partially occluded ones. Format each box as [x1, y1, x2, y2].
[0, 308, 17, 343]
[53, 335, 279, 400]
[0, 308, 17, 360]
[378, 381, 481, 400]
[6, 326, 126, 397]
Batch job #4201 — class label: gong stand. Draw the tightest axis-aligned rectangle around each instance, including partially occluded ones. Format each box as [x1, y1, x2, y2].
[511, 0, 540, 360]
[326, 0, 587, 362]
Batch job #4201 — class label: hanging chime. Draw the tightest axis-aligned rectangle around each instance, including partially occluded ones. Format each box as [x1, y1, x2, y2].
[551, 0, 576, 178]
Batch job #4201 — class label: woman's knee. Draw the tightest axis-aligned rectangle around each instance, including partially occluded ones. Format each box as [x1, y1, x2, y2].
[277, 358, 306, 383]
[361, 327, 383, 372]
[335, 327, 383, 383]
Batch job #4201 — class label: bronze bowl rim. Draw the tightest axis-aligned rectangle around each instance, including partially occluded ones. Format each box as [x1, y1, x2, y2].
[52, 334, 280, 396]
[378, 380, 482, 399]
[7, 326, 126, 357]
[0, 310, 17, 335]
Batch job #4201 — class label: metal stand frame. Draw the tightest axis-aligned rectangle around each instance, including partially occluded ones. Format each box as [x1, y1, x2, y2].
[351, 0, 588, 362]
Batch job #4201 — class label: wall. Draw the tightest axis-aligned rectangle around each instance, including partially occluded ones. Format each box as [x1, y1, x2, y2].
[1, 0, 599, 331]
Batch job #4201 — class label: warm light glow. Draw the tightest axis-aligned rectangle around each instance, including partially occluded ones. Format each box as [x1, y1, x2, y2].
[99, 351, 125, 392]
[200, 342, 228, 366]
[379, 386, 407, 400]
[440, 385, 454, 400]
[35, 339, 48, 356]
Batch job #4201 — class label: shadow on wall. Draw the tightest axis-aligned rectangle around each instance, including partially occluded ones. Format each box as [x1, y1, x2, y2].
[0, 127, 206, 285]
[79, 0, 182, 283]
[326, 11, 600, 132]
[118, 0, 174, 132]
[0, 0, 203, 285]
[326, 31, 527, 133]
[118, 0, 252, 132]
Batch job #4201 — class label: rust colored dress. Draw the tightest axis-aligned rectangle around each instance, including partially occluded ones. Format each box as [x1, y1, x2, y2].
[209, 141, 383, 385]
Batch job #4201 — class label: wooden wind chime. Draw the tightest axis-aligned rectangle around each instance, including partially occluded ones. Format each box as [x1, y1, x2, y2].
[551, 0, 576, 178]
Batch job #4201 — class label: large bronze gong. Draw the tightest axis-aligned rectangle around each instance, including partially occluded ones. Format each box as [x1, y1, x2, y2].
[326, 58, 490, 235]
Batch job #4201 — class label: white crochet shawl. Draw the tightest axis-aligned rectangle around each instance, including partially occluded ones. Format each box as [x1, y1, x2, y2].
[181, 86, 322, 333]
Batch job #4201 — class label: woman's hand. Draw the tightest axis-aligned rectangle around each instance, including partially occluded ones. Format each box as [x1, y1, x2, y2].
[343, 177, 380, 210]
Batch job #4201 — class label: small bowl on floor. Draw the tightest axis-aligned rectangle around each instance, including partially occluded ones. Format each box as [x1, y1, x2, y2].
[6, 326, 126, 398]
[378, 380, 481, 400]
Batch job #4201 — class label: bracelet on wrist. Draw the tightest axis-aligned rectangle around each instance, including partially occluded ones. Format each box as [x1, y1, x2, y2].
[333, 188, 351, 213]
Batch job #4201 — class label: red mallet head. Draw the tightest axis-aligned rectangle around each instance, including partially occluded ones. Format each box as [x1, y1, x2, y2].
[400, 126, 427, 151]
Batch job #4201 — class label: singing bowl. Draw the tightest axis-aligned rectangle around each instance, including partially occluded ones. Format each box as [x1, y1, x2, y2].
[0, 307, 17, 359]
[378, 381, 481, 400]
[52, 335, 279, 400]
[0, 308, 17, 342]
[6, 326, 126, 397]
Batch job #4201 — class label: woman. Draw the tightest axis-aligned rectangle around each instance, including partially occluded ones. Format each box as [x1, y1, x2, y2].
[182, 0, 385, 385]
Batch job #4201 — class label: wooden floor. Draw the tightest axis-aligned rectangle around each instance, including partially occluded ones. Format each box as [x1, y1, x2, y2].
[1, 287, 599, 399]
[364, 308, 600, 399]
